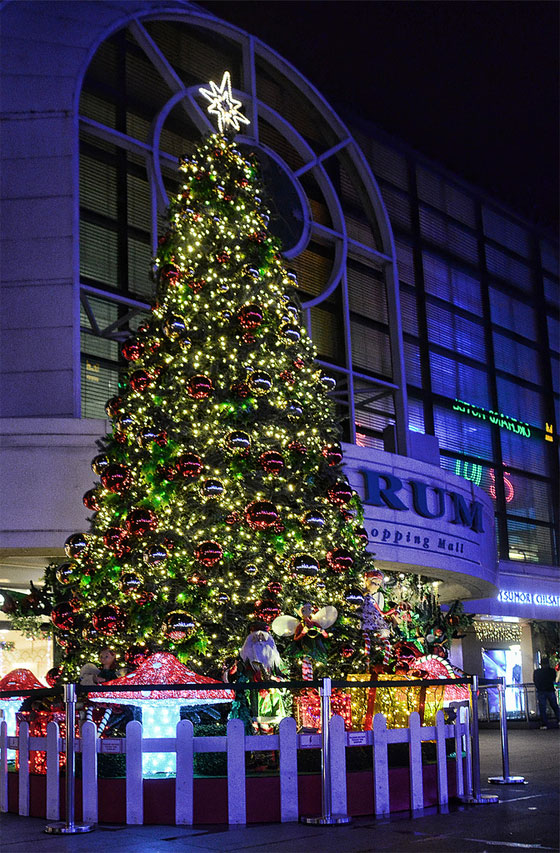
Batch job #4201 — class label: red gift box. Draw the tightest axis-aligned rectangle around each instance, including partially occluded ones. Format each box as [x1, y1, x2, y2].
[293, 688, 352, 732]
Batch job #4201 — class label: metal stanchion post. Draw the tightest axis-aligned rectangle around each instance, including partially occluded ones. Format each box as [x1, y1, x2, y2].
[488, 677, 525, 785]
[300, 677, 351, 825]
[461, 676, 498, 805]
[45, 683, 94, 834]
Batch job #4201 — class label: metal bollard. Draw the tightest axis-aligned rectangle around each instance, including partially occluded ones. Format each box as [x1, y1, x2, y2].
[462, 676, 498, 805]
[45, 683, 94, 834]
[488, 677, 525, 785]
[300, 677, 351, 825]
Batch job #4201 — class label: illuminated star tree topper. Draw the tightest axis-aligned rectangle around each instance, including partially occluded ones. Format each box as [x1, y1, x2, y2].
[199, 70, 251, 134]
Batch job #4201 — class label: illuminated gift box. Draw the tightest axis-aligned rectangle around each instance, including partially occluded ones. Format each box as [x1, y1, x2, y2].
[348, 656, 469, 730]
[293, 688, 352, 731]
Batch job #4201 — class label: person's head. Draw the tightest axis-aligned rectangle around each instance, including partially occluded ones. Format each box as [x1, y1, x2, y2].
[99, 647, 116, 669]
[541, 657, 550, 668]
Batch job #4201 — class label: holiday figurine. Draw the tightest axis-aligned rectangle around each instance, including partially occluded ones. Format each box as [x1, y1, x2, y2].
[272, 603, 337, 680]
[226, 624, 287, 733]
[359, 570, 394, 667]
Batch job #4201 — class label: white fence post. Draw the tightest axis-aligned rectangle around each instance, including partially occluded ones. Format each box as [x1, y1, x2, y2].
[279, 716, 298, 822]
[329, 715, 347, 816]
[226, 718, 246, 825]
[81, 721, 98, 824]
[408, 712, 423, 813]
[126, 720, 143, 825]
[373, 713, 390, 816]
[0, 721, 8, 813]
[18, 720, 29, 816]
[434, 710, 448, 808]
[175, 719, 194, 826]
[45, 721, 60, 820]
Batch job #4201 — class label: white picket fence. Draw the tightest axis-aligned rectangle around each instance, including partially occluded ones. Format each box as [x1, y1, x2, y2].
[0, 702, 471, 825]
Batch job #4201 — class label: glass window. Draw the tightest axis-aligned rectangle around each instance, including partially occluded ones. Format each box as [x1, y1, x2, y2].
[434, 405, 493, 460]
[423, 254, 482, 315]
[500, 430, 548, 476]
[507, 519, 555, 564]
[81, 357, 119, 419]
[419, 207, 478, 263]
[496, 376, 545, 428]
[400, 287, 418, 336]
[540, 239, 559, 276]
[486, 245, 533, 292]
[493, 333, 541, 384]
[482, 207, 531, 258]
[430, 352, 490, 408]
[404, 340, 422, 387]
[417, 167, 476, 228]
[547, 313, 560, 353]
[408, 398, 425, 434]
[489, 287, 537, 340]
[505, 474, 554, 524]
[426, 302, 486, 362]
[351, 322, 392, 377]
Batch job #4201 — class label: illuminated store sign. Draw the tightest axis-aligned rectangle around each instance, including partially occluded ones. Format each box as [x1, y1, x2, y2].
[360, 469, 484, 533]
[498, 589, 559, 608]
[453, 399, 532, 438]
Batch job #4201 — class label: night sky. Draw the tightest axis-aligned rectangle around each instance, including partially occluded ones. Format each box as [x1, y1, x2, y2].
[199, 1, 559, 231]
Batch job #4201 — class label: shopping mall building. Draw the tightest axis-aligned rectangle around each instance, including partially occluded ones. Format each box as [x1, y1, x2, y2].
[1, 1, 558, 691]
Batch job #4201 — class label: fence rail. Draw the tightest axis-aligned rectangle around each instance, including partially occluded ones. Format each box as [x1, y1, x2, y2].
[0, 704, 472, 825]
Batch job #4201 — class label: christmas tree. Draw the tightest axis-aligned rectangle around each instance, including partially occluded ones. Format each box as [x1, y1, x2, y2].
[38, 74, 378, 681]
[20, 73, 471, 688]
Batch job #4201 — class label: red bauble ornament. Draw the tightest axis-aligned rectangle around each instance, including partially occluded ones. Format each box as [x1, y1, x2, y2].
[293, 357, 305, 370]
[245, 500, 279, 529]
[83, 488, 102, 511]
[122, 340, 143, 361]
[101, 463, 132, 493]
[105, 396, 123, 418]
[194, 540, 223, 566]
[231, 380, 250, 398]
[103, 526, 126, 550]
[322, 443, 343, 466]
[279, 370, 295, 385]
[126, 508, 158, 537]
[341, 644, 355, 659]
[237, 304, 263, 329]
[92, 605, 124, 635]
[254, 598, 281, 624]
[158, 464, 179, 481]
[125, 646, 152, 668]
[187, 374, 213, 399]
[45, 667, 62, 687]
[267, 581, 283, 595]
[242, 332, 256, 344]
[129, 370, 153, 393]
[259, 450, 285, 475]
[51, 602, 77, 630]
[288, 440, 307, 455]
[188, 571, 208, 587]
[64, 533, 88, 559]
[188, 278, 206, 292]
[114, 430, 127, 444]
[164, 611, 196, 641]
[159, 262, 181, 285]
[216, 250, 230, 264]
[225, 511, 241, 525]
[327, 481, 353, 505]
[273, 520, 286, 533]
[176, 452, 203, 478]
[327, 548, 354, 573]
[248, 230, 266, 244]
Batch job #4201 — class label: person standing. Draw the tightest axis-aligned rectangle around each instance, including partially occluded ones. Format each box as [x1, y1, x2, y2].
[533, 657, 560, 729]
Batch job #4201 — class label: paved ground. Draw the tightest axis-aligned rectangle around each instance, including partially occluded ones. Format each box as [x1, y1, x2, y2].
[1, 728, 558, 852]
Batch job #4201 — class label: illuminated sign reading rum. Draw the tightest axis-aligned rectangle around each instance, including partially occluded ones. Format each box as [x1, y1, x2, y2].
[360, 469, 484, 533]
[498, 589, 559, 608]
